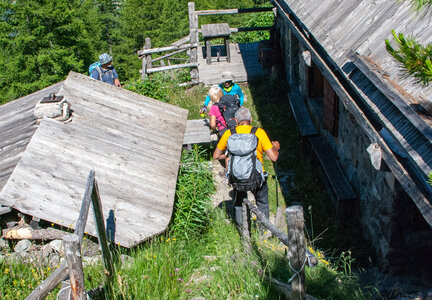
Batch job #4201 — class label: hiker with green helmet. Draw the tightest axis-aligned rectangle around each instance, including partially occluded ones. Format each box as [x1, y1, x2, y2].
[90, 53, 121, 88]
[199, 71, 244, 114]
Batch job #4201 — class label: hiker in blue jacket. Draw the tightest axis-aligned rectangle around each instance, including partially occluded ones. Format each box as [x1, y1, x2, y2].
[90, 53, 121, 88]
[199, 71, 244, 113]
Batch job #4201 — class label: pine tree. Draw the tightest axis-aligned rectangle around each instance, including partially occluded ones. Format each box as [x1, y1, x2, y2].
[385, 0, 432, 85]
[0, 0, 104, 103]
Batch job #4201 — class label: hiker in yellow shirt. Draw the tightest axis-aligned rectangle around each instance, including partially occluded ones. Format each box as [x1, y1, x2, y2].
[213, 107, 280, 220]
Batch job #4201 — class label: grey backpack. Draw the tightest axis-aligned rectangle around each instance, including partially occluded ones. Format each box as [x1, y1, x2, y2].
[227, 127, 264, 192]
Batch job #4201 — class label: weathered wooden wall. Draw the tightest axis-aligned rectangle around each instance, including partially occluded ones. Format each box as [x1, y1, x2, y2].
[0, 72, 188, 247]
[0, 82, 63, 191]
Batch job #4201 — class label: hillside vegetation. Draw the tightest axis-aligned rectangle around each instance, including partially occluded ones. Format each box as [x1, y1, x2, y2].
[0, 0, 271, 104]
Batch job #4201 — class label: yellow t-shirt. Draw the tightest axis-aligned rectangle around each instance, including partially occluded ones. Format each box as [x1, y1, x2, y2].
[217, 125, 273, 165]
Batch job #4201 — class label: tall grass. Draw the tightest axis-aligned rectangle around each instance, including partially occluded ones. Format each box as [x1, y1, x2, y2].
[170, 145, 214, 239]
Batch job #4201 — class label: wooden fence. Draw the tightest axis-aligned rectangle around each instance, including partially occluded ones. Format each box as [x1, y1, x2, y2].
[137, 2, 274, 84]
[240, 198, 319, 300]
[26, 171, 113, 300]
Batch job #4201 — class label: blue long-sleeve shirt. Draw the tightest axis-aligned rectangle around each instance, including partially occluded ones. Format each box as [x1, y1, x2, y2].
[204, 83, 244, 107]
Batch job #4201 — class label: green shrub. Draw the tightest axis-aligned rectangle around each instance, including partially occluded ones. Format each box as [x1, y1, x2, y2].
[124, 75, 169, 102]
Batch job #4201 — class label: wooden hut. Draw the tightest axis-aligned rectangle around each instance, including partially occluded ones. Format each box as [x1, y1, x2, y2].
[270, 0, 432, 280]
[0, 72, 188, 248]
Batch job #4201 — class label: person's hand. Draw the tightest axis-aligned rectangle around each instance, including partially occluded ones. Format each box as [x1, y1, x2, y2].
[199, 106, 207, 114]
[272, 141, 280, 151]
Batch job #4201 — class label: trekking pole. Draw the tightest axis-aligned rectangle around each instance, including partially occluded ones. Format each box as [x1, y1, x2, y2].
[274, 160, 279, 207]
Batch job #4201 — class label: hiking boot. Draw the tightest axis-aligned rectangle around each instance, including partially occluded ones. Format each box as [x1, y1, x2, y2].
[218, 170, 227, 178]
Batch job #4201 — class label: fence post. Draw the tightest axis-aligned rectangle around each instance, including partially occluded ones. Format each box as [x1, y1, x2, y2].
[286, 205, 306, 300]
[91, 179, 114, 280]
[142, 38, 152, 80]
[241, 200, 251, 253]
[63, 234, 86, 300]
[188, 2, 199, 82]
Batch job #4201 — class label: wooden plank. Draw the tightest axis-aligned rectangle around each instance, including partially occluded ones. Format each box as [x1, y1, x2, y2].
[0, 82, 63, 117]
[201, 23, 231, 38]
[1, 72, 188, 248]
[183, 119, 211, 145]
[147, 63, 198, 74]
[90, 179, 114, 279]
[309, 136, 356, 201]
[171, 35, 190, 47]
[152, 48, 187, 63]
[350, 52, 432, 142]
[63, 234, 86, 300]
[195, 7, 273, 16]
[137, 43, 199, 56]
[287, 92, 318, 137]
[188, 2, 199, 82]
[0, 206, 11, 215]
[63, 72, 188, 117]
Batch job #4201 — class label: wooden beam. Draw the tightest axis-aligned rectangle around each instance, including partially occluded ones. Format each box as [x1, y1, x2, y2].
[288, 92, 318, 137]
[26, 171, 95, 300]
[90, 179, 114, 279]
[178, 80, 203, 87]
[286, 206, 306, 299]
[231, 26, 273, 33]
[272, 0, 432, 227]
[151, 49, 187, 63]
[188, 2, 199, 81]
[3, 227, 66, 240]
[196, 7, 273, 16]
[171, 35, 190, 47]
[349, 51, 432, 142]
[63, 234, 86, 300]
[265, 276, 318, 300]
[0, 206, 11, 216]
[137, 43, 199, 56]
[147, 63, 199, 74]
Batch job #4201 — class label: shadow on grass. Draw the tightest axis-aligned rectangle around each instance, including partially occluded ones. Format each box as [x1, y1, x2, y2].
[244, 73, 374, 267]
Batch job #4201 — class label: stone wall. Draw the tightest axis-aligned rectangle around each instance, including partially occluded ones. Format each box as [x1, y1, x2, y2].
[335, 104, 399, 268]
[273, 15, 403, 272]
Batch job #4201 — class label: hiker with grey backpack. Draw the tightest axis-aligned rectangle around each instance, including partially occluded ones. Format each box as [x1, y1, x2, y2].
[212, 107, 280, 225]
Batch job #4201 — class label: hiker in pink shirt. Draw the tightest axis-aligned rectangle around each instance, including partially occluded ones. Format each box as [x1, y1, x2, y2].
[208, 85, 228, 137]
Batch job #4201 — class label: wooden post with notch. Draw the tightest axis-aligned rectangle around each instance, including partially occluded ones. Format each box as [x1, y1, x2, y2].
[142, 38, 152, 80]
[286, 205, 306, 300]
[188, 2, 199, 81]
[241, 199, 251, 253]
[63, 234, 86, 300]
[91, 178, 114, 279]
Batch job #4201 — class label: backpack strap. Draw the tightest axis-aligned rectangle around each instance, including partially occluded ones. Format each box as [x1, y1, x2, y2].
[250, 127, 258, 135]
[230, 127, 237, 135]
[95, 66, 102, 81]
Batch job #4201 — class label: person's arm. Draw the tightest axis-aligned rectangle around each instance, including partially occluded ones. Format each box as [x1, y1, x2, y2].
[204, 94, 211, 107]
[213, 146, 227, 160]
[209, 115, 217, 130]
[235, 84, 244, 106]
[112, 69, 121, 87]
[213, 131, 229, 160]
[264, 141, 280, 162]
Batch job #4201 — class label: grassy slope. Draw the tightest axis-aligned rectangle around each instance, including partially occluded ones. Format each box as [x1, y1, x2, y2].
[0, 72, 374, 299]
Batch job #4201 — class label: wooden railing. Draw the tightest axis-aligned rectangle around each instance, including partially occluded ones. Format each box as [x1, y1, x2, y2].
[240, 198, 318, 299]
[26, 171, 113, 300]
[137, 2, 274, 84]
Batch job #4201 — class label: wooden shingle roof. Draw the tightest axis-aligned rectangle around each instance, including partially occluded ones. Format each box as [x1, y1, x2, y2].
[0, 72, 188, 247]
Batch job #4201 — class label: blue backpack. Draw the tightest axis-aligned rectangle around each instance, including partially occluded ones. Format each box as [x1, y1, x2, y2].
[89, 61, 101, 77]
